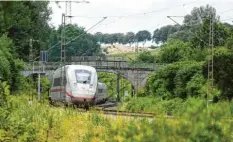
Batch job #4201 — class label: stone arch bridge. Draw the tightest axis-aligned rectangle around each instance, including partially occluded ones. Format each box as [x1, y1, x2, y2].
[22, 56, 161, 95]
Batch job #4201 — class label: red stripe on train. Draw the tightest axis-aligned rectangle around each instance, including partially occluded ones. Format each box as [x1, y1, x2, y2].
[50, 89, 96, 100]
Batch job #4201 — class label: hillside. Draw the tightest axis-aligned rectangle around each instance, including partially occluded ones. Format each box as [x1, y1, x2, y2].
[101, 44, 155, 54]
[101, 44, 159, 60]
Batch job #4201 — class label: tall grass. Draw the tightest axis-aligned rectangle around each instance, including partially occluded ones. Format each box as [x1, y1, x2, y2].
[0, 94, 232, 141]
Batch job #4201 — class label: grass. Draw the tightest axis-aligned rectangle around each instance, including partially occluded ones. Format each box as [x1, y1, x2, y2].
[1, 94, 232, 141]
[109, 48, 160, 61]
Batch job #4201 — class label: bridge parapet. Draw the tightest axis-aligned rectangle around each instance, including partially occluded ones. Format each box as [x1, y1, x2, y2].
[69, 56, 126, 62]
[24, 61, 163, 71]
[22, 55, 167, 92]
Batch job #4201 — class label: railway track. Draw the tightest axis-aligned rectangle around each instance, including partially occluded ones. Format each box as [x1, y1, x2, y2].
[50, 101, 163, 118]
[96, 109, 155, 118]
[75, 104, 155, 118]
[75, 107, 155, 118]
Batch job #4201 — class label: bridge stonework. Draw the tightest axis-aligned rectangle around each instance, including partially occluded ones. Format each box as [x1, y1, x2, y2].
[22, 56, 157, 93]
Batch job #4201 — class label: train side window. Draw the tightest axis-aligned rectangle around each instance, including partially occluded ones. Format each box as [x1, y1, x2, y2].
[98, 89, 103, 93]
[53, 77, 67, 87]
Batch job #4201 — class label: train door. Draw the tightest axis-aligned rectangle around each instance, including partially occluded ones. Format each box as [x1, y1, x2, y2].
[59, 69, 67, 102]
[50, 68, 67, 102]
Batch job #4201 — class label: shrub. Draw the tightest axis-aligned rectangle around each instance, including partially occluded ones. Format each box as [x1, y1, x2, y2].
[136, 51, 155, 63]
[0, 35, 24, 92]
[158, 39, 193, 63]
[145, 61, 204, 99]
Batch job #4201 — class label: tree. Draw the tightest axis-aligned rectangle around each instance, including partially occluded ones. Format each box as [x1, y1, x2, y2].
[183, 4, 219, 26]
[152, 25, 178, 44]
[158, 40, 193, 63]
[135, 30, 151, 46]
[0, 1, 52, 61]
[144, 61, 204, 99]
[48, 24, 101, 61]
[225, 26, 233, 49]
[115, 33, 125, 44]
[203, 47, 233, 100]
[124, 32, 135, 46]
[0, 35, 24, 92]
[151, 5, 219, 44]
[94, 32, 104, 44]
[190, 18, 229, 49]
[137, 51, 155, 63]
[168, 30, 193, 42]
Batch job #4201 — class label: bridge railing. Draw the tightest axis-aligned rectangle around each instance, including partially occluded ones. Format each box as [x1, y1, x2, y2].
[23, 61, 164, 71]
[127, 62, 166, 69]
[69, 56, 126, 62]
[24, 61, 128, 71]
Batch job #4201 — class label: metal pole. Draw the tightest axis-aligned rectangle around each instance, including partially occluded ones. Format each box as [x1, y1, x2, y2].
[60, 13, 66, 100]
[116, 73, 120, 102]
[33, 62, 35, 73]
[29, 39, 33, 63]
[38, 61, 41, 102]
[207, 15, 214, 108]
[42, 62, 45, 73]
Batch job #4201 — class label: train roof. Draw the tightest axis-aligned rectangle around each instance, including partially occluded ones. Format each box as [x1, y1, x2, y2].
[52, 65, 96, 78]
[98, 82, 107, 88]
[56, 65, 96, 71]
[67, 65, 96, 71]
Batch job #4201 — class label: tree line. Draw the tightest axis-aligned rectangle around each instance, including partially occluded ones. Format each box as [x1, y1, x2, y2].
[136, 5, 233, 100]
[94, 4, 232, 47]
[94, 30, 151, 46]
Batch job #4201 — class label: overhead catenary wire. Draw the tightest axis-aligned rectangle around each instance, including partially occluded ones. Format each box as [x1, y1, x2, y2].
[65, 17, 107, 46]
[92, 0, 201, 29]
[72, 13, 231, 62]
[96, 1, 233, 32]
[46, 16, 107, 55]
[221, 17, 233, 22]
[41, 0, 233, 62]
[218, 8, 233, 14]
[53, 0, 233, 33]
[54, 0, 233, 35]
[55, 0, 233, 21]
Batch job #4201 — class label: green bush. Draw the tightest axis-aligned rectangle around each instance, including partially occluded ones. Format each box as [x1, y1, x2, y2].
[98, 72, 132, 99]
[0, 35, 24, 93]
[119, 96, 184, 115]
[145, 61, 205, 99]
[158, 39, 193, 63]
[210, 47, 233, 100]
[136, 51, 155, 63]
[109, 98, 233, 142]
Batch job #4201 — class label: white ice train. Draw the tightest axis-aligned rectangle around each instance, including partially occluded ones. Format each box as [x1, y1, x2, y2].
[49, 65, 108, 106]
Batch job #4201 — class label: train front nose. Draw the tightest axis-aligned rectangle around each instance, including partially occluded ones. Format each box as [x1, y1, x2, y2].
[71, 89, 96, 104]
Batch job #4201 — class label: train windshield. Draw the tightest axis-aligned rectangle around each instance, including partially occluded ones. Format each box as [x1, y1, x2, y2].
[75, 69, 92, 84]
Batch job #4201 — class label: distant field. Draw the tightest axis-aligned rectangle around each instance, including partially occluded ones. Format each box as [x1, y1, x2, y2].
[101, 45, 158, 57]
[101, 44, 160, 61]
[108, 47, 160, 61]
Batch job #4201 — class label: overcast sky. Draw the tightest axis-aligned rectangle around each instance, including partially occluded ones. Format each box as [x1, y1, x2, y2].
[48, 0, 233, 34]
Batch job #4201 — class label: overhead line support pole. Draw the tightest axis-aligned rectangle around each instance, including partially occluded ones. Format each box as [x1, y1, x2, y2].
[207, 15, 214, 108]
[116, 72, 120, 102]
[60, 13, 66, 100]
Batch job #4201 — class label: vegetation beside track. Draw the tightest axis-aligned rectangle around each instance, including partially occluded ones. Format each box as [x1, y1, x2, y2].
[1, 2, 233, 141]
[0, 92, 232, 141]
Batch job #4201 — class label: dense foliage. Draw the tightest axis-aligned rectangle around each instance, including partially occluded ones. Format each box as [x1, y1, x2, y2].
[98, 72, 132, 100]
[0, 35, 24, 92]
[94, 30, 151, 46]
[135, 6, 233, 101]
[0, 2, 233, 141]
[0, 1, 52, 60]
[48, 24, 101, 61]
[139, 40, 233, 100]
[0, 95, 231, 141]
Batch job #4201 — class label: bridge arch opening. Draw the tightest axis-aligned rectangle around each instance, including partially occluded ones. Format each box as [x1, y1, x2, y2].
[97, 72, 134, 100]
